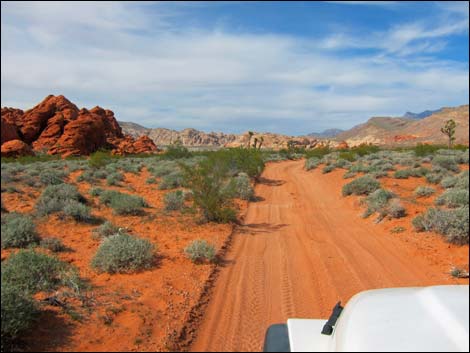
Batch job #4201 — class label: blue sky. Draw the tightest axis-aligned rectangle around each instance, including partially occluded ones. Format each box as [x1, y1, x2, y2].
[1, 1, 468, 135]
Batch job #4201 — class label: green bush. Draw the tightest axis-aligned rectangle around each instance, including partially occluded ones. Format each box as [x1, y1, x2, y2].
[350, 144, 380, 156]
[63, 200, 92, 222]
[362, 188, 394, 218]
[99, 190, 147, 215]
[89, 187, 104, 196]
[89, 150, 114, 169]
[163, 142, 192, 160]
[342, 175, 380, 196]
[435, 189, 469, 208]
[304, 147, 331, 159]
[36, 184, 85, 216]
[164, 190, 184, 211]
[146, 177, 157, 184]
[441, 176, 458, 189]
[182, 156, 237, 223]
[386, 199, 406, 218]
[1, 213, 40, 249]
[414, 186, 435, 197]
[184, 240, 216, 263]
[233, 173, 254, 200]
[322, 165, 335, 174]
[414, 143, 444, 157]
[432, 155, 460, 172]
[39, 170, 66, 185]
[92, 221, 120, 239]
[91, 233, 155, 273]
[40, 237, 65, 252]
[305, 157, 320, 171]
[158, 171, 183, 190]
[425, 172, 445, 184]
[106, 172, 124, 186]
[1, 283, 37, 346]
[338, 151, 356, 162]
[1, 250, 74, 293]
[412, 206, 469, 245]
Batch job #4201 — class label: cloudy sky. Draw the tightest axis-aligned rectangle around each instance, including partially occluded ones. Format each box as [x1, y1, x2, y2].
[1, 1, 469, 135]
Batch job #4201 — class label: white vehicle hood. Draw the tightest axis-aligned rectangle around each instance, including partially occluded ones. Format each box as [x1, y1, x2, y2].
[288, 285, 469, 352]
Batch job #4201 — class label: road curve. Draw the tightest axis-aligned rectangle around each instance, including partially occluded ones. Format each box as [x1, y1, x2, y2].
[190, 159, 455, 352]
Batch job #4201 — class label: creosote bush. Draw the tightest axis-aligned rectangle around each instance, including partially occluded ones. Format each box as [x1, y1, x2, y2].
[91, 233, 155, 273]
[342, 175, 380, 196]
[36, 184, 86, 216]
[1, 213, 40, 249]
[184, 240, 216, 263]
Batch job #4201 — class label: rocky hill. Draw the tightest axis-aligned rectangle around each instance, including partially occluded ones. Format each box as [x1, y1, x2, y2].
[1, 95, 158, 158]
[335, 105, 469, 147]
[118, 125, 324, 149]
[307, 128, 344, 138]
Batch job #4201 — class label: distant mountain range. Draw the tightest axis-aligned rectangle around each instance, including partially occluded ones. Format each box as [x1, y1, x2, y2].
[402, 109, 442, 120]
[118, 104, 469, 148]
[307, 128, 344, 138]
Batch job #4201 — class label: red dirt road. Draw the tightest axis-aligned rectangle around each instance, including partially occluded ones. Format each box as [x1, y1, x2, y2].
[190, 159, 468, 352]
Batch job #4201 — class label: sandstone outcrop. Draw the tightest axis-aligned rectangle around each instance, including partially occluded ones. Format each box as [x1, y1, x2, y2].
[1, 95, 158, 158]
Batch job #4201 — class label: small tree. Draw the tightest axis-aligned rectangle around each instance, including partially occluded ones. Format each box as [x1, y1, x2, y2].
[247, 131, 254, 149]
[441, 119, 456, 148]
[258, 136, 264, 150]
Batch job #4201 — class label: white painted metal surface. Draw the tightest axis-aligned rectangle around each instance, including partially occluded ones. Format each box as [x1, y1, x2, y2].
[287, 285, 469, 352]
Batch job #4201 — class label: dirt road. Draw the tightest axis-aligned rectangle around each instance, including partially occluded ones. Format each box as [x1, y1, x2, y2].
[190, 160, 464, 352]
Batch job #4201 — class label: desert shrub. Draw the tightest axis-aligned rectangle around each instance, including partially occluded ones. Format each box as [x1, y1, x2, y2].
[89, 150, 113, 169]
[333, 159, 351, 169]
[1, 213, 40, 249]
[304, 147, 331, 159]
[149, 161, 179, 177]
[89, 187, 104, 196]
[164, 190, 184, 211]
[40, 237, 65, 252]
[414, 186, 435, 197]
[146, 177, 157, 184]
[322, 165, 336, 174]
[1, 283, 37, 347]
[39, 170, 66, 185]
[233, 173, 254, 200]
[63, 200, 92, 222]
[338, 151, 356, 162]
[393, 169, 411, 179]
[1, 250, 75, 293]
[92, 221, 120, 239]
[350, 144, 380, 156]
[455, 171, 469, 190]
[414, 143, 443, 157]
[425, 172, 444, 184]
[432, 155, 460, 172]
[441, 176, 458, 189]
[349, 163, 371, 173]
[184, 240, 216, 263]
[371, 170, 389, 179]
[343, 170, 357, 179]
[412, 206, 469, 244]
[386, 199, 406, 218]
[106, 172, 124, 186]
[91, 233, 155, 273]
[158, 171, 183, 190]
[342, 175, 380, 196]
[36, 184, 85, 216]
[305, 157, 320, 171]
[390, 226, 406, 234]
[207, 148, 265, 178]
[435, 189, 469, 208]
[163, 142, 192, 160]
[181, 156, 237, 223]
[99, 190, 147, 215]
[362, 188, 394, 218]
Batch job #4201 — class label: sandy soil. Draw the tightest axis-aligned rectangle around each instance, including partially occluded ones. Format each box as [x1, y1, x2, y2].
[2, 168, 237, 352]
[190, 159, 468, 352]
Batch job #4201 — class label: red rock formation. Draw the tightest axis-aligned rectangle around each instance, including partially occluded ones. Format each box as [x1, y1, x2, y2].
[1, 95, 158, 158]
[337, 141, 349, 149]
[1, 139, 33, 157]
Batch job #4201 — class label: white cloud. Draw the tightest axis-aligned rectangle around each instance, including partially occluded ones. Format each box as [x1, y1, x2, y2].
[1, 1, 468, 135]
